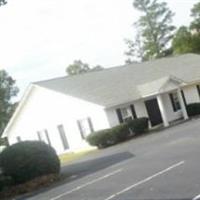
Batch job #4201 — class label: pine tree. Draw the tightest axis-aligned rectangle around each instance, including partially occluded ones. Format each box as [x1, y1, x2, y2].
[125, 0, 175, 61]
[0, 70, 18, 136]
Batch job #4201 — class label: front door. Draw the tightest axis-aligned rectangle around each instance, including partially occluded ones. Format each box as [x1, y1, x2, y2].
[145, 98, 163, 126]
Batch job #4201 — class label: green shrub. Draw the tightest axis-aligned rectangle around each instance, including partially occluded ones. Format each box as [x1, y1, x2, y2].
[86, 129, 117, 148]
[86, 123, 129, 148]
[126, 117, 149, 134]
[0, 141, 60, 184]
[111, 124, 130, 141]
[186, 103, 200, 117]
[87, 118, 149, 149]
[0, 175, 13, 191]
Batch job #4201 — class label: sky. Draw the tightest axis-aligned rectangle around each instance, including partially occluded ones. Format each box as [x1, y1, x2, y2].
[0, 0, 199, 98]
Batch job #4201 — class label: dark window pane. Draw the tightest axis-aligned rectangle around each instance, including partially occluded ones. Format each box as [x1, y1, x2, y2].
[197, 85, 200, 98]
[116, 108, 123, 124]
[77, 117, 93, 139]
[130, 104, 137, 119]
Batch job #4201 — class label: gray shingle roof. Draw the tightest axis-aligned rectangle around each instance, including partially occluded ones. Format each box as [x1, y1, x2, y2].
[35, 54, 200, 107]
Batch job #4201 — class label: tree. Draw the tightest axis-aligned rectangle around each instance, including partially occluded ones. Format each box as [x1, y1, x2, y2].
[66, 60, 103, 75]
[125, 0, 175, 61]
[190, 34, 200, 53]
[0, 0, 7, 6]
[190, 2, 200, 33]
[172, 23, 200, 54]
[172, 26, 193, 54]
[124, 33, 145, 63]
[0, 70, 18, 136]
[172, 1, 200, 56]
[172, 27, 200, 54]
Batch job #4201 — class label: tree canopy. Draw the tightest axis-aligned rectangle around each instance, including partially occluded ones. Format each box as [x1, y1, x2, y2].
[172, 26, 193, 54]
[124, 34, 144, 64]
[172, 2, 200, 55]
[0, 70, 18, 136]
[190, 2, 200, 33]
[0, 0, 7, 6]
[66, 60, 103, 76]
[125, 0, 175, 62]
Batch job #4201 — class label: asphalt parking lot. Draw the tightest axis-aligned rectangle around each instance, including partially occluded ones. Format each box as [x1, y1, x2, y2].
[26, 118, 200, 200]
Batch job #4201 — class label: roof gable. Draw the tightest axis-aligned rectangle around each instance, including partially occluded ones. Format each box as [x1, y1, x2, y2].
[137, 76, 185, 98]
[159, 77, 185, 93]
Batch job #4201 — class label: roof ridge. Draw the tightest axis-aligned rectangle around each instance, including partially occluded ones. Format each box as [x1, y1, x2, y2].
[34, 53, 198, 85]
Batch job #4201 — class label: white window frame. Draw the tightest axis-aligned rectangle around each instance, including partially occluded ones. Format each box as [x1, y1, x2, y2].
[77, 117, 93, 139]
[37, 129, 51, 146]
[121, 107, 133, 122]
[170, 92, 181, 112]
[57, 124, 69, 150]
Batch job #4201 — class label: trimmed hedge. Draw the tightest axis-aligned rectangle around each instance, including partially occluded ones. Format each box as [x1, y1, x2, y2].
[186, 103, 200, 117]
[110, 123, 130, 142]
[86, 129, 116, 148]
[0, 175, 13, 191]
[86, 124, 129, 148]
[0, 141, 60, 184]
[87, 117, 149, 148]
[127, 117, 149, 134]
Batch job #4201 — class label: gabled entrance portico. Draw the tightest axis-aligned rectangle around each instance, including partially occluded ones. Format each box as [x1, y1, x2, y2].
[138, 76, 189, 127]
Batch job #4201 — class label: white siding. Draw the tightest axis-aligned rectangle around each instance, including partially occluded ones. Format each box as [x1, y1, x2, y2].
[105, 93, 184, 128]
[105, 100, 148, 127]
[5, 86, 109, 154]
[183, 85, 200, 104]
[105, 108, 119, 127]
[5, 82, 200, 154]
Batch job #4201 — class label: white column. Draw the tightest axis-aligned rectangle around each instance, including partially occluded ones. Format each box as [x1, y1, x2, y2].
[157, 94, 169, 127]
[177, 88, 189, 120]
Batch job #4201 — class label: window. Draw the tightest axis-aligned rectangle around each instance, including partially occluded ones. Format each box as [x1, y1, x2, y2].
[37, 131, 42, 141]
[116, 108, 123, 124]
[120, 107, 133, 122]
[77, 117, 94, 139]
[44, 129, 51, 146]
[116, 105, 137, 124]
[130, 104, 137, 119]
[169, 92, 181, 112]
[57, 125, 69, 150]
[197, 85, 200, 98]
[37, 130, 51, 146]
[181, 90, 187, 106]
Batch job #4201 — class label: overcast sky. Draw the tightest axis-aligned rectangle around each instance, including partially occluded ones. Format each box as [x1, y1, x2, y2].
[0, 0, 199, 98]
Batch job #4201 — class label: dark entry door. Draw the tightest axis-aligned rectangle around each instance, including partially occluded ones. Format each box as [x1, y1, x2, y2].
[145, 98, 163, 126]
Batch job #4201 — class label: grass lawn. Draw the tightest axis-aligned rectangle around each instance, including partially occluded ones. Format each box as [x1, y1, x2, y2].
[59, 149, 97, 165]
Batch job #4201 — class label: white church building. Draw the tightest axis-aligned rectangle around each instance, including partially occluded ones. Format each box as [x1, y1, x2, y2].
[2, 54, 200, 154]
